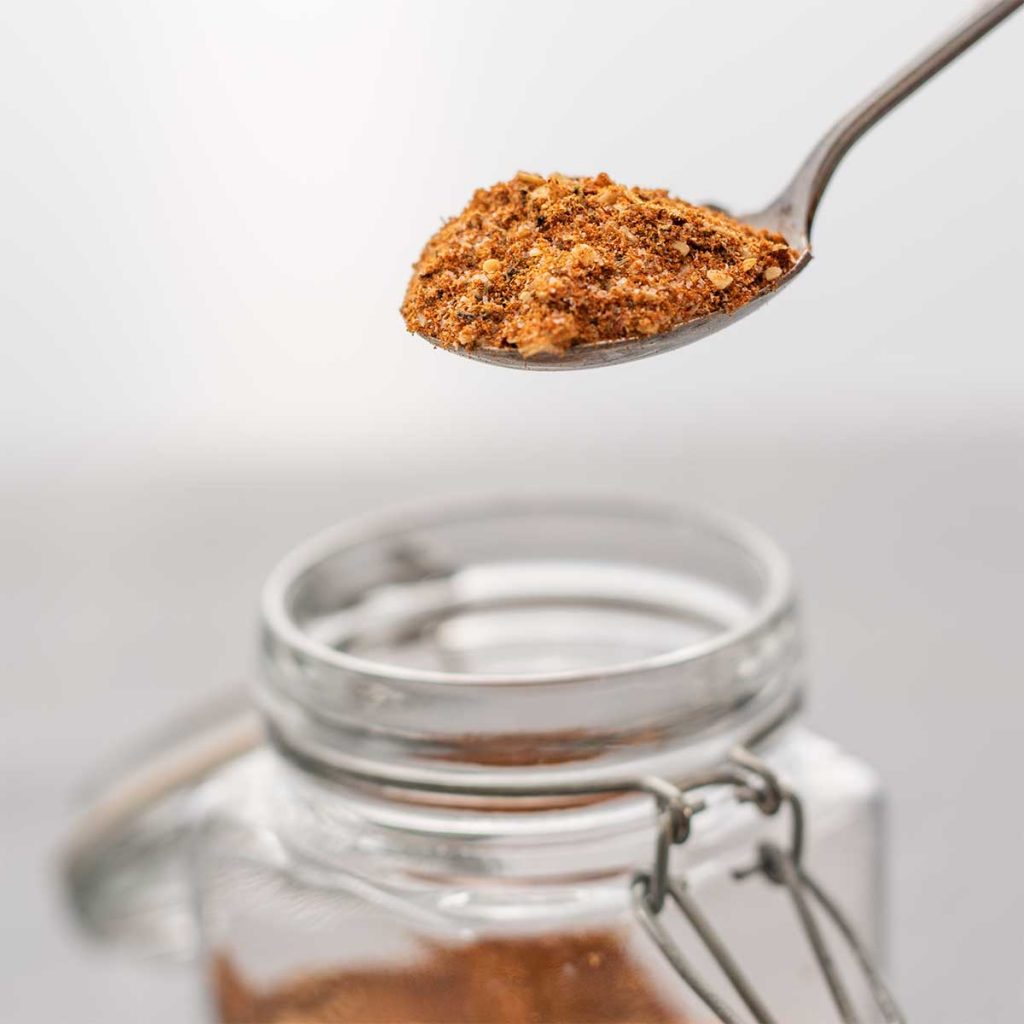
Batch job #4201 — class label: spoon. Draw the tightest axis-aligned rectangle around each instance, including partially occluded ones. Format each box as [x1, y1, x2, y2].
[423, 0, 1022, 371]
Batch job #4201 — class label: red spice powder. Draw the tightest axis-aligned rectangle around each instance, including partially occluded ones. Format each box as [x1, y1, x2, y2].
[214, 930, 691, 1023]
[401, 171, 798, 357]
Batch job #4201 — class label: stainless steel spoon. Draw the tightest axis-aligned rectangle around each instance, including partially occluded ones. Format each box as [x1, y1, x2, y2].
[421, 0, 1022, 370]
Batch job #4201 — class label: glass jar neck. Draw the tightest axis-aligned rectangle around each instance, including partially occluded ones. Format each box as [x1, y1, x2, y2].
[257, 498, 803, 799]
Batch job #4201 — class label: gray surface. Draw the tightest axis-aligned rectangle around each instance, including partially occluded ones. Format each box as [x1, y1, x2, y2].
[3, 430, 1022, 1023]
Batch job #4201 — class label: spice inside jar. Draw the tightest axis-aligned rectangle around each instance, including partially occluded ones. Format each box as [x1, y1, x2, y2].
[401, 171, 799, 358]
[215, 931, 691, 1023]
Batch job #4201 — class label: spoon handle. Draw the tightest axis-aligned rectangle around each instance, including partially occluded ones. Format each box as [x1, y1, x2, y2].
[772, 0, 1023, 244]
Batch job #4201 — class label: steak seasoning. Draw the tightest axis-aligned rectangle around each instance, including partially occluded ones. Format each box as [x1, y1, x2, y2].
[215, 933, 687, 1023]
[402, 171, 798, 357]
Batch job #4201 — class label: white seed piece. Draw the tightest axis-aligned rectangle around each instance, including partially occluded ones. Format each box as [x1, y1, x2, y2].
[763, 266, 783, 281]
[518, 335, 565, 358]
[740, 256, 758, 272]
[482, 258, 502, 274]
[516, 170, 545, 184]
[670, 241, 691, 257]
[706, 269, 734, 290]
[571, 243, 598, 266]
[531, 185, 551, 201]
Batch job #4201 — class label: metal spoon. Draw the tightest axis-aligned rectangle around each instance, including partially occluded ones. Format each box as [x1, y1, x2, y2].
[421, 0, 1022, 370]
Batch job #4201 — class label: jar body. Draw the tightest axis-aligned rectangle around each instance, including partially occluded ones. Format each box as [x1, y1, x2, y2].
[195, 726, 883, 1024]
[63, 499, 893, 1023]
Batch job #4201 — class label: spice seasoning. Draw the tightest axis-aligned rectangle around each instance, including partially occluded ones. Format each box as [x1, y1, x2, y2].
[402, 171, 798, 357]
[215, 931, 689, 1023]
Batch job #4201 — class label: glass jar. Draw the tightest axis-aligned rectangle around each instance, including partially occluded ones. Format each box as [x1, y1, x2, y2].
[65, 498, 893, 1023]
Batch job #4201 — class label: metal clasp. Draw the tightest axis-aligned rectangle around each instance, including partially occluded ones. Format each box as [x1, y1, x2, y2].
[630, 749, 905, 1024]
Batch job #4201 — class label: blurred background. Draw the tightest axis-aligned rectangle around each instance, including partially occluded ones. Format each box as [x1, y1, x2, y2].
[2, 0, 1021, 1020]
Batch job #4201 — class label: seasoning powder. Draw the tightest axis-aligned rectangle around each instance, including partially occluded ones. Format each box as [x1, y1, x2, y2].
[215, 931, 690, 1023]
[401, 171, 798, 357]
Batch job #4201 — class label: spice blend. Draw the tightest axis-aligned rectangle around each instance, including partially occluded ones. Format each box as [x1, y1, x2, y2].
[402, 171, 799, 357]
[215, 931, 690, 1023]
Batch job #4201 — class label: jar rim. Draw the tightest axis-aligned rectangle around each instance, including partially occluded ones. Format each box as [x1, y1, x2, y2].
[260, 495, 795, 688]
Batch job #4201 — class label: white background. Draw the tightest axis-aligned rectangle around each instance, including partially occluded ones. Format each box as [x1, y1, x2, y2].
[2, 1, 1022, 1021]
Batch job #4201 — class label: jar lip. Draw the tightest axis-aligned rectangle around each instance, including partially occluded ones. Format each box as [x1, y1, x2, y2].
[260, 495, 795, 688]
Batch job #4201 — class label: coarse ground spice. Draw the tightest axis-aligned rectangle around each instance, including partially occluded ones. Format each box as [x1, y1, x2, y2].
[401, 171, 799, 357]
[214, 931, 690, 1023]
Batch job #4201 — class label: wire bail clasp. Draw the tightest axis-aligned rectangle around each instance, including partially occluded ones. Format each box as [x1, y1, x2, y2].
[630, 749, 905, 1024]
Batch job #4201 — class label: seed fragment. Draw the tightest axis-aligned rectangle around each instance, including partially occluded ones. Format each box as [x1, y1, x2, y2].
[670, 241, 691, 257]
[763, 266, 783, 281]
[706, 269, 734, 290]
[570, 243, 599, 267]
[739, 256, 758, 272]
[481, 258, 502, 274]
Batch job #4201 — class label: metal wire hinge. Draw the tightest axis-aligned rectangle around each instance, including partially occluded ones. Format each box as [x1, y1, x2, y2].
[630, 749, 905, 1024]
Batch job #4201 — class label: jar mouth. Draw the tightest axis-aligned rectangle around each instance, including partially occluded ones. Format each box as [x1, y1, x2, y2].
[261, 496, 794, 688]
[259, 496, 802, 779]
